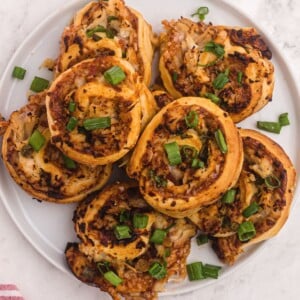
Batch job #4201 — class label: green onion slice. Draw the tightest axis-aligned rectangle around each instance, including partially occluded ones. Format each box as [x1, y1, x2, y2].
[148, 262, 167, 279]
[164, 142, 182, 166]
[187, 262, 205, 281]
[182, 145, 198, 161]
[86, 25, 106, 37]
[264, 175, 281, 189]
[214, 129, 228, 154]
[237, 71, 243, 86]
[221, 189, 237, 204]
[203, 264, 222, 279]
[12, 66, 26, 80]
[133, 214, 149, 229]
[104, 66, 126, 85]
[257, 121, 281, 134]
[107, 16, 118, 22]
[63, 155, 77, 170]
[83, 117, 111, 131]
[242, 202, 260, 218]
[196, 234, 209, 246]
[30, 76, 49, 92]
[191, 158, 205, 169]
[96, 261, 110, 275]
[205, 93, 220, 104]
[204, 42, 225, 58]
[237, 221, 256, 242]
[149, 170, 167, 188]
[29, 129, 46, 152]
[150, 229, 167, 245]
[278, 113, 290, 126]
[213, 72, 229, 90]
[185, 111, 199, 128]
[191, 7, 209, 21]
[119, 210, 130, 223]
[66, 117, 78, 131]
[114, 225, 131, 240]
[68, 101, 76, 113]
[104, 271, 123, 286]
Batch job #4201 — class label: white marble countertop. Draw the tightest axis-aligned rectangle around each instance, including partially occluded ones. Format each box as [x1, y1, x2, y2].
[0, 0, 299, 299]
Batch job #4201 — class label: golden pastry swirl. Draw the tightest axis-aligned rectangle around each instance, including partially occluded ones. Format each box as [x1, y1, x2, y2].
[127, 97, 244, 218]
[67, 182, 196, 299]
[46, 56, 142, 165]
[159, 18, 274, 122]
[189, 129, 296, 264]
[1, 97, 111, 203]
[55, 0, 154, 86]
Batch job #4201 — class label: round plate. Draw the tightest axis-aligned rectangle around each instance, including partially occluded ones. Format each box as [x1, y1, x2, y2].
[0, 0, 299, 297]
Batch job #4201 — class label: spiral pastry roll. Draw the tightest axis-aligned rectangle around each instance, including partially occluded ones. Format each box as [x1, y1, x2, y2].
[127, 97, 243, 218]
[159, 18, 274, 122]
[189, 129, 296, 264]
[67, 182, 196, 299]
[46, 56, 142, 165]
[1, 98, 111, 203]
[55, 0, 155, 86]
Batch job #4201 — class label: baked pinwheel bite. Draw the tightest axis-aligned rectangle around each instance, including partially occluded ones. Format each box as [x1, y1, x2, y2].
[189, 129, 296, 264]
[127, 97, 244, 218]
[1, 97, 112, 203]
[66, 182, 196, 300]
[46, 56, 142, 165]
[159, 18, 274, 123]
[55, 0, 155, 86]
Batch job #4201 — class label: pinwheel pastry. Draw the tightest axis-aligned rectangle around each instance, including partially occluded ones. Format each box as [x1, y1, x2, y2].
[46, 56, 143, 165]
[66, 182, 196, 300]
[55, 0, 155, 86]
[189, 129, 296, 264]
[127, 97, 244, 218]
[159, 18, 274, 122]
[1, 95, 112, 203]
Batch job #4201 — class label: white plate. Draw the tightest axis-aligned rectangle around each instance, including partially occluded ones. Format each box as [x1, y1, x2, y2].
[0, 0, 299, 297]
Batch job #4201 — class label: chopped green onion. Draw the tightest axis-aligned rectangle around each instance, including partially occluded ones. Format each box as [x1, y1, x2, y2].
[237, 221, 256, 242]
[164, 248, 171, 258]
[204, 42, 225, 58]
[181, 145, 198, 162]
[96, 261, 110, 275]
[278, 113, 290, 126]
[205, 93, 220, 104]
[149, 170, 167, 188]
[119, 210, 130, 223]
[221, 189, 237, 204]
[187, 262, 205, 281]
[66, 117, 78, 131]
[242, 202, 260, 218]
[185, 111, 199, 128]
[30, 76, 49, 92]
[114, 225, 131, 240]
[237, 71, 243, 86]
[148, 262, 167, 279]
[191, 158, 205, 169]
[83, 117, 111, 131]
[104, 66, 126, 85]
[213, 72, 229, 90]
[214, 129, 228, 154]
[105, 28, 115, 39]
[104, 271, 123, 286]
[196, 234, 209, 245]
[12, 66, 26, 80]
[86, 25, 106, 38]
[133, 214, 149, 229]
[203, 264, 222, 279]
[150, 229, 167, 244]
[107, 16, 118, 22]
[29, 129, 46, 152]
[191, 7, 209, 21]
[63, 155, 77, 169]
[172, 72, 178, 82]
[257, 121, 281, 134]
[68, 101, 76, 113]
[164, 142, 182, 166]
[224, 68, 230, 77]
[264, 175, 281, 189]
